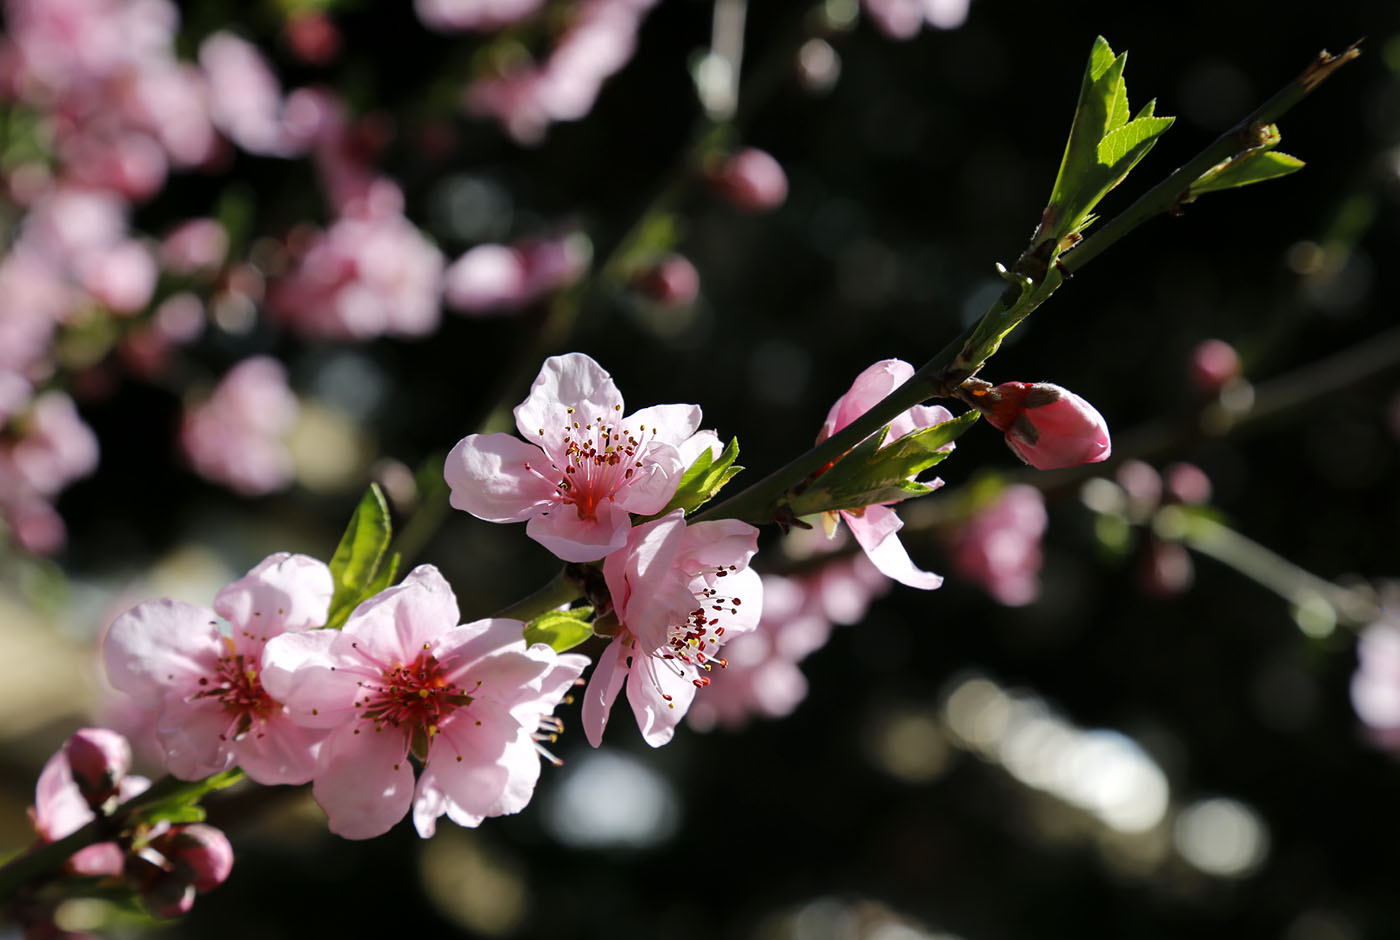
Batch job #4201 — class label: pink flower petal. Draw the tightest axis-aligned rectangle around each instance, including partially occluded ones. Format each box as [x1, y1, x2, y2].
[513, 353, 625, 451]
[312, 723, 414, 840]
[104, 600, 223, 708]
[625, 654, 697, 748]
[582, 637, 630, 747]
[213, 552, 333, 637]
[843, 504, 943, 589]
[444, 432, 559, 523]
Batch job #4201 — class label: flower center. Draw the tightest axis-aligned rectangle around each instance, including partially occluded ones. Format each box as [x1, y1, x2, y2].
[663, 564, 743, 689]
[353, 647, 475, 742]
[528, 405, 653, 521]
[193, 638, 279, 737]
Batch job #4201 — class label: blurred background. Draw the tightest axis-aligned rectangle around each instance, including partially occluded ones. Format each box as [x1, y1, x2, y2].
[1, 0, 1399, 936]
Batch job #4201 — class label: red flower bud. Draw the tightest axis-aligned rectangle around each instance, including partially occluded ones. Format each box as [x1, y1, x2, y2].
[634, 254, 700, 307]
[968, 381, 1111, 469]
[708, 148, 788, 212]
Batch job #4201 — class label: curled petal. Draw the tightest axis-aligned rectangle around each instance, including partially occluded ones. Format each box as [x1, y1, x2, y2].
[625, 654, 697, 748]
[524, 497, 633, 562]
[581, 637, 630, 748]
[843, 504, 943, 590]
[213, 552, 333, 637]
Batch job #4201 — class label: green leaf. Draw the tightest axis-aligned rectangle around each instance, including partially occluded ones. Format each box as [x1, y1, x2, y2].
[126, 770, 243, 828]
[659, 437, 743, 517]
[1188, 149, 1305, 196]
[326, 484, 393, 630]
[1039, 38, 1174, 250]
[786, 411, 980, 517]
[523, 607, 596, 653]
[1096, 115, 1174, 168]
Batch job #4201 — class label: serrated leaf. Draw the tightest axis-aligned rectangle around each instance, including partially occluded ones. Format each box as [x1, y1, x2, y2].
[523, 607, 595, 652]
[1048, 37, 1127, 213]
[1189, 149, 1305, 196]
[1105, 56, 1131, 132]
[1096, 115, 1174, 168]
[326, 485, 392, 630]
[1133, 98, 1157, 120]
[660, 437, 743, 516]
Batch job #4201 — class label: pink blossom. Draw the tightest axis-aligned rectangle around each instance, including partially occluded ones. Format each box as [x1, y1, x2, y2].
[1351, 596, 1400, 748]
[1190, 339, 1241, 396]
[634, 253, 700, 308]
[74, 238, 158, 314]
[268, 200, 445, 339]
[198, 31, 310, 157]
[708, 148, 789, 212]
[952, 484, 1047, 606]
[861, 0, 968, 39]
[583, 510, 763, 746]
[64, 727, 133, 806]
[445, 352, 703, 561]
[443, 233, 590, 315]
[970, 381, 1111, 470]
[7, 391, 99, 496]
[1164, 462, 1212, 505]
[261, 565, 588, 839]
[103, 553, 334, 784]
[161, 219, 228, 274]
[282, 11, 341, 65]
[815, 358, 951, 589]
[147, 823, 234, 892]
[462, 0, 659, 144]
[416, 0, 547, 31]
[180, 356, 298, 495]
[30, 728, 150, 877]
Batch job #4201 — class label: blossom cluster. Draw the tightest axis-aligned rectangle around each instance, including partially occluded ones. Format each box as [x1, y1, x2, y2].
[26, 727, 234, 925]
[102, 553, 586, 841]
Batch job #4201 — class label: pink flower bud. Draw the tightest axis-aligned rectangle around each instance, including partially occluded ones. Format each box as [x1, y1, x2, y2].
[1190, 339, 1241, 395]
[1139, 538, 1194, 597]
[64, 728, 132, 807]
[634, 254, 700, 308]
[151, 824, 235, 893]
[970, 381, 1111, 470]
[283, 11, 341, 65]
[709, 148, 788, 211]
[1164, 462, 1212, 505]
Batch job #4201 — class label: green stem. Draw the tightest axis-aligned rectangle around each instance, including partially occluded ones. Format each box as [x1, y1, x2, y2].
[1061, 42, 1361, 275]
[1171, 509, 1379, 629]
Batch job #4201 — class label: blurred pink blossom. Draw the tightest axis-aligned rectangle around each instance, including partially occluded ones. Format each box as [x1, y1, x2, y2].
[1351, 598, 1400, 746]
[180, 356, 298, 495]
[161, 218, 228, 274]
[634, 253, 700, 308]
[416, 0, 547, 31]
[7, 391, 100, 496]
[443, 233, 590, 315]
[861, 0, 968, 39]
[268, 196, 445, 340]
[1190, 338, 1241, 396]
[74, 238, 158, 314]
[952, 484, 1047, 606]
[199, 31, 312, 157]
[282, 11, 341, 65]
[708, 148, 789, 212]
[463, 0, 659, 144]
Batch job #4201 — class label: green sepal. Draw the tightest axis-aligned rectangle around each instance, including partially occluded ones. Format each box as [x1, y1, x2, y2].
[523, 606, 596, 653]
[659, 437, 743, 517]
[326, 484, 394, 630]
[1188, 149, 1305, 197]
[786, 411, 980, 517]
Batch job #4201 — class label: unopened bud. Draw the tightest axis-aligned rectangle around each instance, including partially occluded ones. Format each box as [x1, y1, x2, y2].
[967, 381, 1111, 470]
[150, 824, 235, 893]
[1164, 462, 1212, 505]
[634, 254, 700, 308]
[1190, 339, 1241, 396]
[707, 148, 788, 212]
[64, 728, 132, 809]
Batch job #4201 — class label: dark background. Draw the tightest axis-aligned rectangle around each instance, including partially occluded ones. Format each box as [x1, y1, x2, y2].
[16, 0, 1400, 936]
